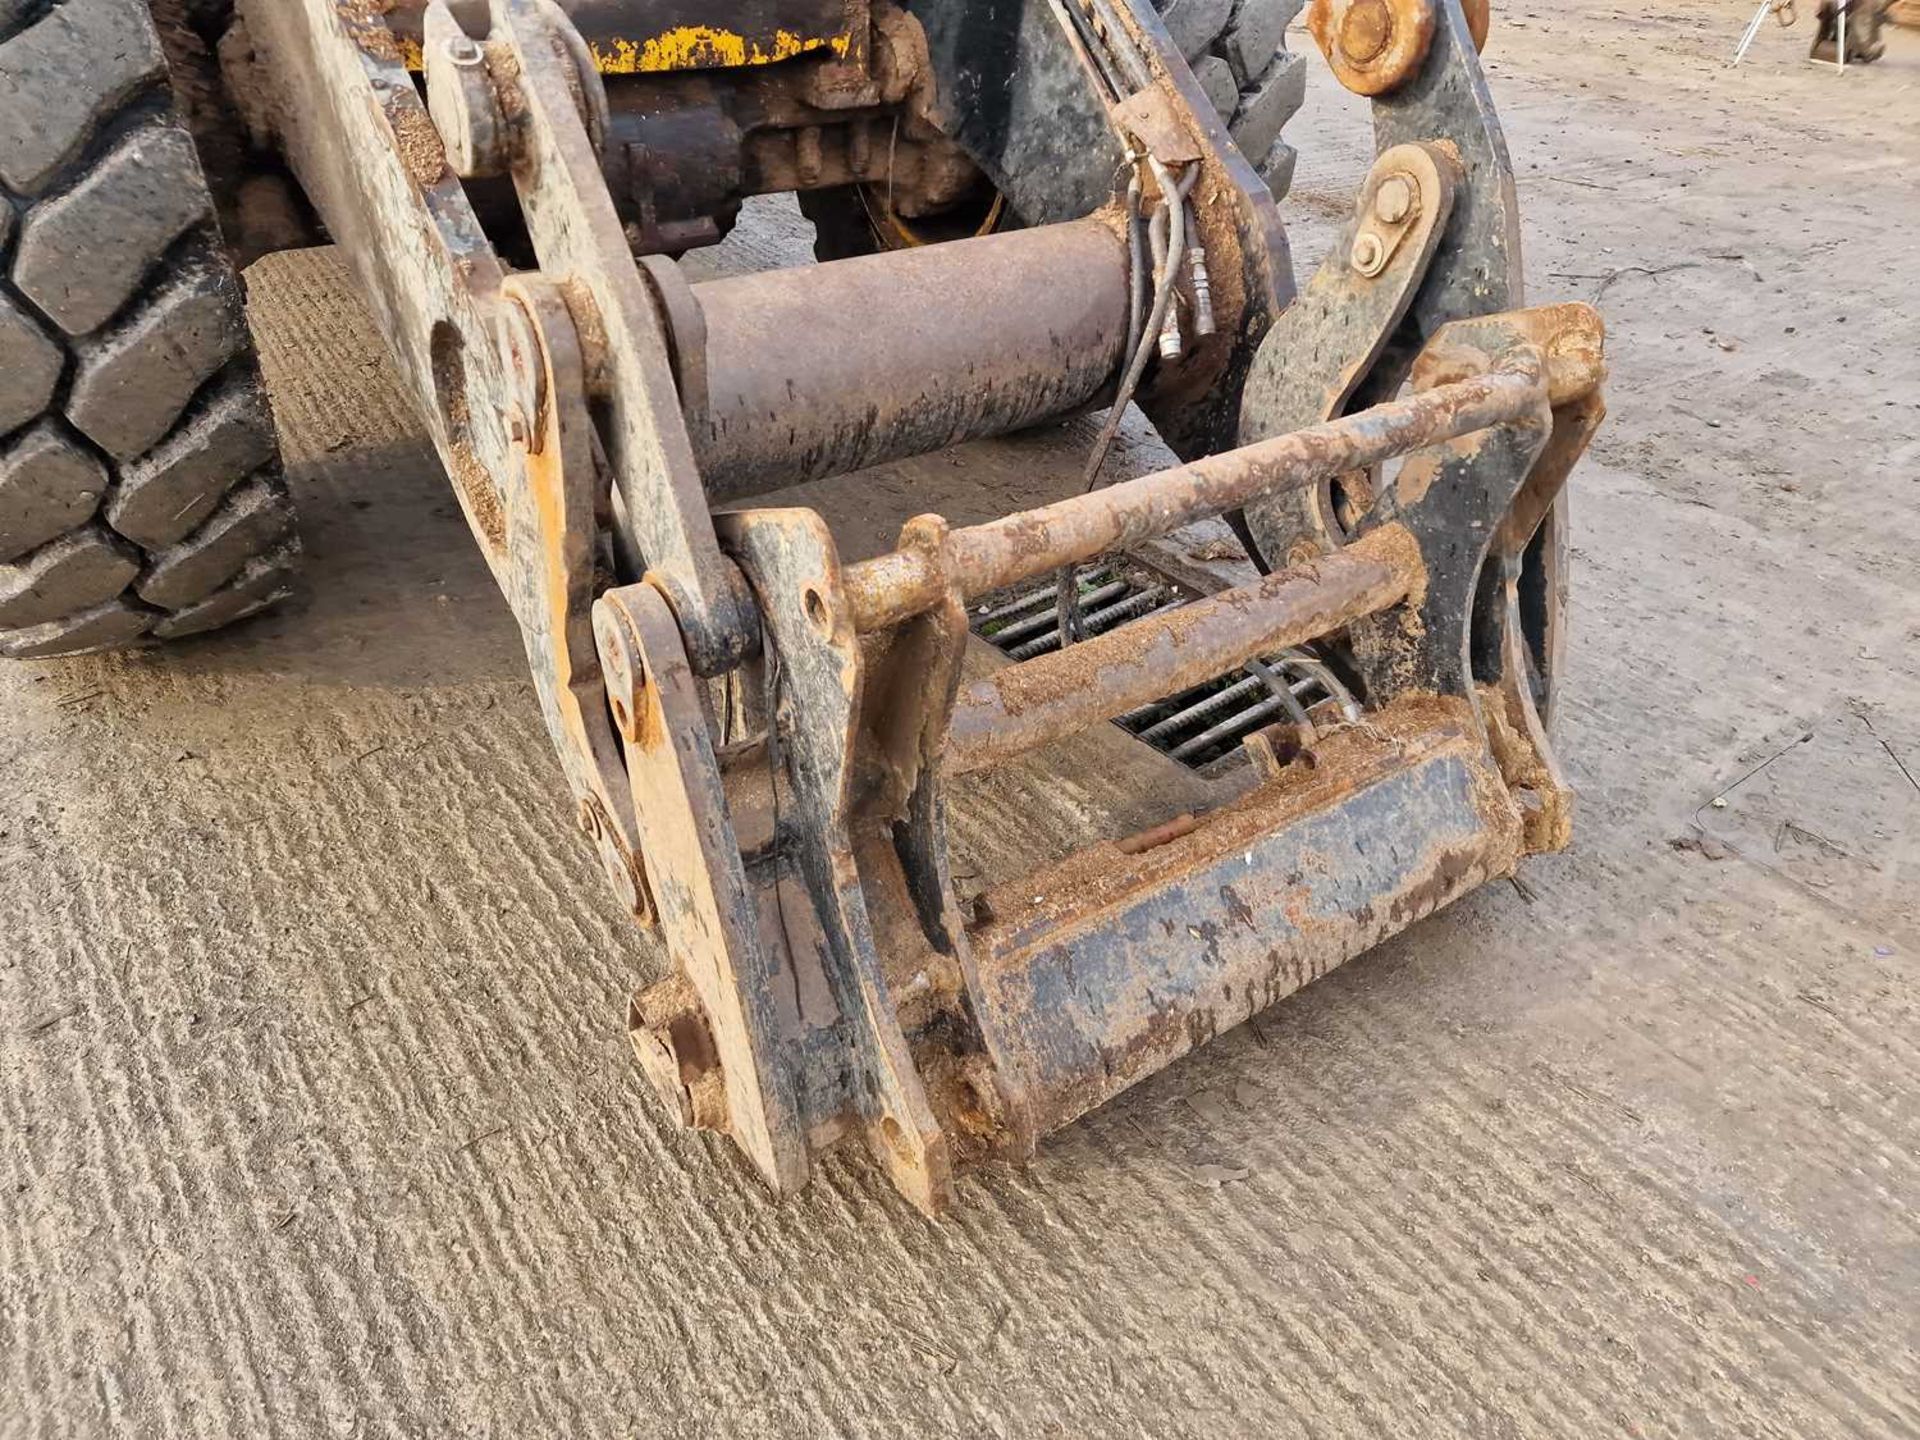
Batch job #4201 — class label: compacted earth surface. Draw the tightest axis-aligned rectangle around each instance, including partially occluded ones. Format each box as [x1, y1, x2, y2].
[2, 3, 1916, 1435]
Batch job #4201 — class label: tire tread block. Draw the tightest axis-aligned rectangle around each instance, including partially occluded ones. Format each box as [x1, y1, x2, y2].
[1158, 0, 1235, 61]
[136, 473, 293, 610]
[1230, 50, 1308, 169]
[67, 256, 247, 463]
[0, 0, 165, 194]
[0, 524, 140, 627]
[0, 291, 63, 437]
[107, 371, 275, 548]
[1220, 0, 1296, 86]
[0, 424, 108, 563]
[0, 596, 154, 658]
[13, 119, 212, 336]
[151, 539, 298, 639]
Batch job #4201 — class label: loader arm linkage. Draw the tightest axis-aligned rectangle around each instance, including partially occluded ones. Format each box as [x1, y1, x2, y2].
[234, 0, 1605, 1209]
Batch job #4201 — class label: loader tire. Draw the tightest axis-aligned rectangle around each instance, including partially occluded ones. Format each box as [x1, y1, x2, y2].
[803, 0, 1306, 262]
[0, 0, 297, 660]
[1157, 0, 1308, 197]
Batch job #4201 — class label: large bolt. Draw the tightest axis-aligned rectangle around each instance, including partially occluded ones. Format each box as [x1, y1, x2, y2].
[1307, 0, 1438, 95]
[1340, 0, 1395, 61]
[494, 299, 548, 452]
[1374, 174, 1416, 225]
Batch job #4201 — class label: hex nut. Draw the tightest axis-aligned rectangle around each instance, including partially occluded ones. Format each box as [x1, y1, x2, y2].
[1350, 231, 1388, 276]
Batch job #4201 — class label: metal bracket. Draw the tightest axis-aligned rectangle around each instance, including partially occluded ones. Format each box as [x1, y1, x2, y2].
[235, 0, 1612, 1216]
[1348, 305, 1604, 819]
[715, 509, 956, 1212]
[909, 0, 1294, 458]
[593, 580, 810, 1196]
[1413, 302, 1606, 733]
[496, 275, 654, 922]
[1237, 142, 1461, 571]
[1344, 330, 1553, 709]
[1262, 0, 1583, 720]
[1360, 0, 1524, 399]
[491, 0, 757, 674]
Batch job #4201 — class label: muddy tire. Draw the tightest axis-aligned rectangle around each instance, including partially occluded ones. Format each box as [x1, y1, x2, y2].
[0, 0, 296, 660]
[804, 0, 1305, 262]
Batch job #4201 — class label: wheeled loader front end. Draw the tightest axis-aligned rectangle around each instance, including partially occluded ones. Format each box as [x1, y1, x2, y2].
[1, 0, 1605, 1210]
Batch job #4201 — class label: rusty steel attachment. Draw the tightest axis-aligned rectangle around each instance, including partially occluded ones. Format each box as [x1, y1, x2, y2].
[237, 0, 1607, 1210]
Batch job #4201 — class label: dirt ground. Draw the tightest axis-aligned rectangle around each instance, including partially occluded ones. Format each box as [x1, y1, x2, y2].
[4, 2, 1918, 1436]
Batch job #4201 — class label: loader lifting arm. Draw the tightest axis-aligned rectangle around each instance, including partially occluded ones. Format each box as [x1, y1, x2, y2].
[232, 0, 1605, 1210]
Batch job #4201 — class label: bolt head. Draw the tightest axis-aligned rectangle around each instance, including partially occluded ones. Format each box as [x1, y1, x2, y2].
[444, 33, 484, 68]
[594, 610, 633, 692]
[1339, 0, 1395, 63]
[1374, 174, 1415, 225]
[1350, 231, 1388, 276]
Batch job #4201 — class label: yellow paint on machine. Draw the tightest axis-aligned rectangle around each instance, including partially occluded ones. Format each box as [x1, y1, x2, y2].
[607, 25, 852, 72]
[399, 26, 851, 75]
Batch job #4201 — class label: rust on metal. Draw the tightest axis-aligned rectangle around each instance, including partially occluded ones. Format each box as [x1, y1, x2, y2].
[691, 219, 1132, 501]
[1463, 0, 1491, 51]
[1237, 141, 1461, 571]
[501, 275, 657, 923]
[1114, 813, 1202, 856]
[946, 525, 1424, 776]
[1307, 0, 1439, 95]
[967, 695, 1523, 1136]
[1411, 302, 1607, 408]
[629, 974, 731, 1131]
[242, 0, 1608, 1216]
[594, 580, 811, 1196]
[842, 364, 1540, 633]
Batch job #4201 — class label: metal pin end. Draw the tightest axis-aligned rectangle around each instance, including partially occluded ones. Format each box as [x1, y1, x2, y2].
[1350, 231, 1388, 276]
[1373, 175, 1415, 225]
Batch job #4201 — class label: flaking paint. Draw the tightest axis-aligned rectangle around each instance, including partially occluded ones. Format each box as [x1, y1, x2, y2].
[401, 26, 851, 74]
